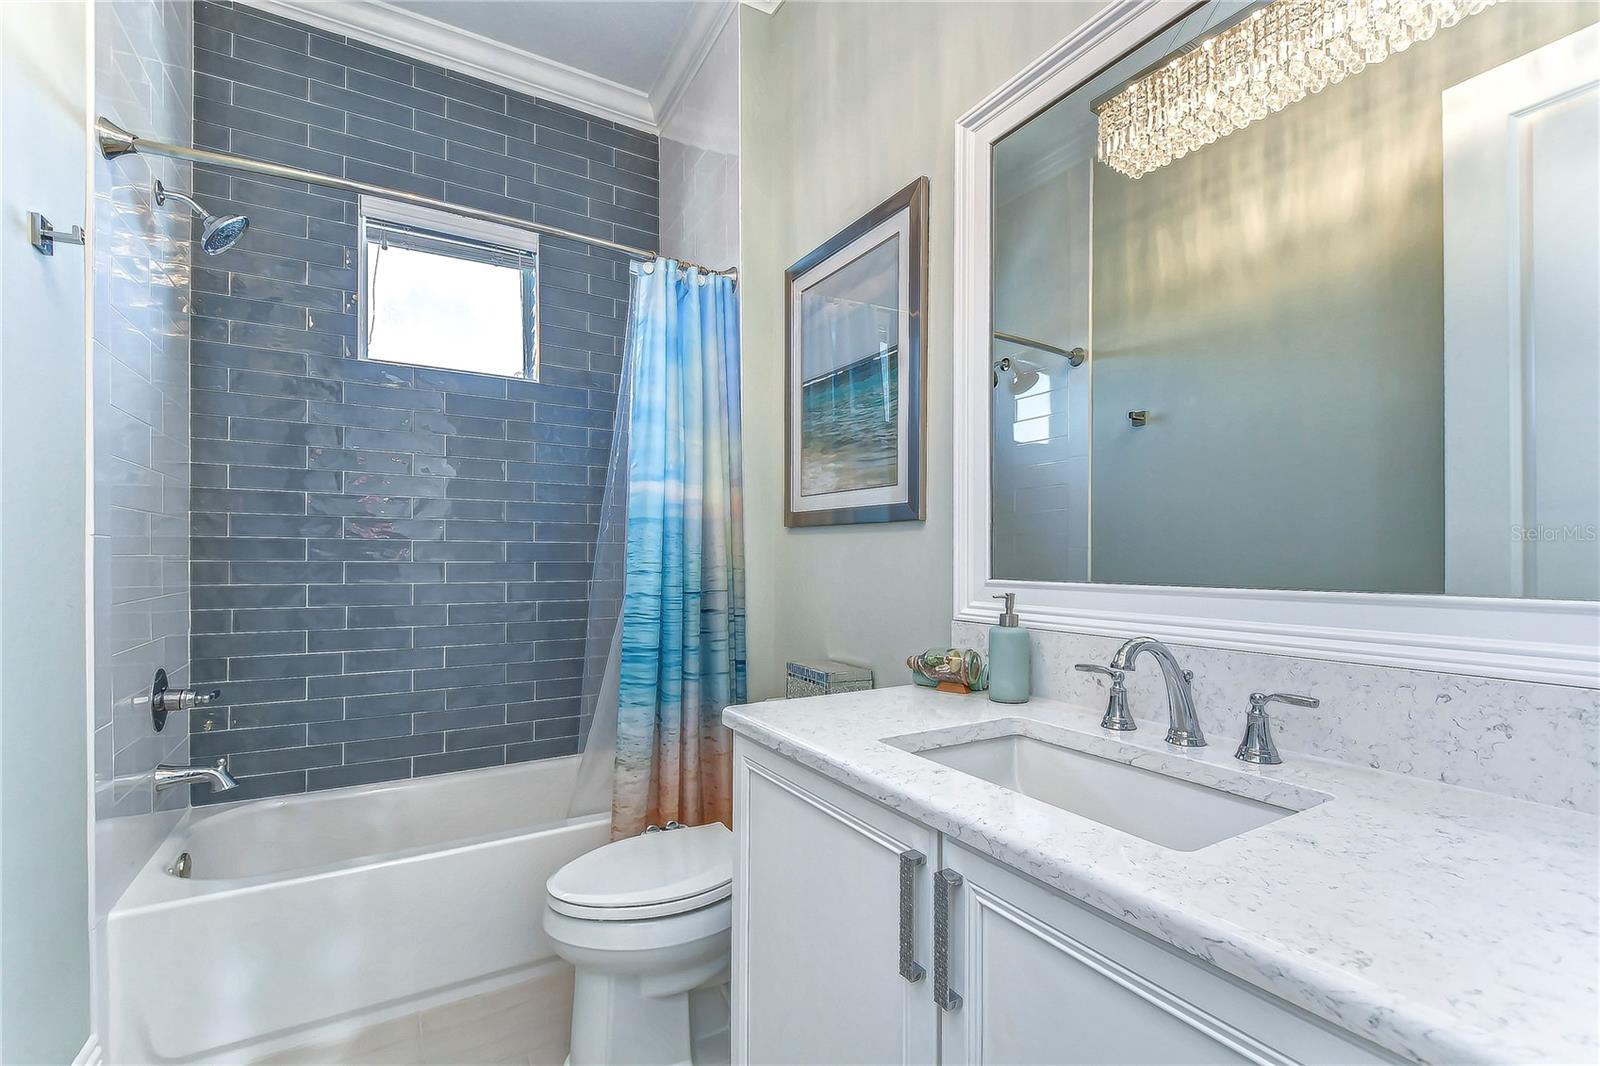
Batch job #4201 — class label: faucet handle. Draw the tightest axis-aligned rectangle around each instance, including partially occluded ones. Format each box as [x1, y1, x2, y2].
[1236, 692, 1317, 765]
[1249, 691, 1318, 712]
[1075, 664, 1136, 732]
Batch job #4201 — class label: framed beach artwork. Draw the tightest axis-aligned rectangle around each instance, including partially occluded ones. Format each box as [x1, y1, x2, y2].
[785, 177, 929, 527]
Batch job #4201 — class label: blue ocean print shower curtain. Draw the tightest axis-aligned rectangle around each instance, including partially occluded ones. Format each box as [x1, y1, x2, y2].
[613, 261, 745, 837]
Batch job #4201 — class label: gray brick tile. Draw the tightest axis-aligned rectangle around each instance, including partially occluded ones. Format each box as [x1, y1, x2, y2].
[228, 699, 344, 728]
[347, 733, 443, 763]
[234, 35, 346, 85]
[233, 607, 346, 632]
[191, 723, 307, 758]
[307, 446, 410, 475]
[233, 417, 341, 448]
[228, 514, 344, 538]
[507, 736, 580, 762]
[346, 689, 445, 719]
[192, 583, 307, 610]
[445, 682, 538, 711]
[308, 759, 410, 790]
[308, 671, 411, 699]
[412, 541, 501, 563]
[230, 743, 344, 775]
[413, 705, 505, 733]
[344, 517, 445, 540]
[415, 110, 505, 153]
[310, 80, 413, 127]
[191, 488, 306, 515]
[192, 536, 306, 561]
[309, 715, 412, 744]
[230, 652, 343, 681]
[308, 36, 413, 84]
[305, 492, 410, 518]
[415, 67, 506, 113]
[347, 605, 447, 628]
[308, 538, 412, 562]
[306, 626, 410, 652]
[410, 498, 506, 521]
[344, 648, 442, 674]
[229, 466, 341, 493]
[307, 583, 411, 607]
[446, 723, 533, 751]
[415, 747, 504, 776]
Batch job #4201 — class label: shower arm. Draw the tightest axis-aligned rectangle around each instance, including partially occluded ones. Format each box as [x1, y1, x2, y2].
[153, 181, 205, 217]
[97, 117, 737, 279]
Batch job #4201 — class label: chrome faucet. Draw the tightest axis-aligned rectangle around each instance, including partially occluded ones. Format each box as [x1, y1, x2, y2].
[154, 757, 239, 794]
[1108, 637, 1205, 747]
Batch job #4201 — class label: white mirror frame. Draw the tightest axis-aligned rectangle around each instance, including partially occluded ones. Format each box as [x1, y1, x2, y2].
[952, 0, 1599, 688]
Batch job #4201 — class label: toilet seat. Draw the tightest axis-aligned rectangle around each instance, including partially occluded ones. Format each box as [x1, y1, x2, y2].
[547, 822, 733, 921]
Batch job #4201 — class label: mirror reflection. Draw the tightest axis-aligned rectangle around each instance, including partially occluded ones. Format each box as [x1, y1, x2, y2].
[990, 0, 1599, 600]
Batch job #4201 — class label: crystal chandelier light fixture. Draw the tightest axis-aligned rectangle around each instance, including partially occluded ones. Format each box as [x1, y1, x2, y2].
[1094, 0, 1499, 179]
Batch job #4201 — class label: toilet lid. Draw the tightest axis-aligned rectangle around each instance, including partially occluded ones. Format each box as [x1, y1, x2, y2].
[547, 822, 733, 920]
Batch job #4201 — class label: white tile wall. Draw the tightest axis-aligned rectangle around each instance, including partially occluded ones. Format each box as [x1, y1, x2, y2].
[953, 620, 1600, 813]
[92, 0, 193, 920]
[658, 14, 739, 271]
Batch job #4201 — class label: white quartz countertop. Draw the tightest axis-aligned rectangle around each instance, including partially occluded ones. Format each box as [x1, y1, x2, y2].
[724, 686, 1600, 1065]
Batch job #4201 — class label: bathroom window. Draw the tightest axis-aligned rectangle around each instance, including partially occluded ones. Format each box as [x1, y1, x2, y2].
[359, 196, 539, 379]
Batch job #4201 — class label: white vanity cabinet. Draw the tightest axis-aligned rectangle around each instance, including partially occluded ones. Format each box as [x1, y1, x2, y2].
[733, 739, 1400, 1066]
[732, 739, 939, 1064]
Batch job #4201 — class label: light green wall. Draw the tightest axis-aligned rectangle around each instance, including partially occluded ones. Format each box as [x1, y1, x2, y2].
[1089, 2, 1597, 594]
[738, 1, 1101, 698]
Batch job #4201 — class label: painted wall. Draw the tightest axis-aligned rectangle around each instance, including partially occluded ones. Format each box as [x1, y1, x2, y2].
[1089, 2, 1597, 594]
[92, 0, 194, 928]
[659, 10, 739, 270]
[0, 3, 92, 1060]
[739, 1, 1100, 698]
[186, 1, 657, 801]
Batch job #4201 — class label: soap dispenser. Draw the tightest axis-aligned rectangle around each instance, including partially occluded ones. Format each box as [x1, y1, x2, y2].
[987, 593, 1031, 704]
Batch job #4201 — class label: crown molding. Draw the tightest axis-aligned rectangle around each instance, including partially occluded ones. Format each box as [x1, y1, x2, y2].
[742, 0, 784, 13]
[243, 0, 658, 132]
[650, 0, 737, 132]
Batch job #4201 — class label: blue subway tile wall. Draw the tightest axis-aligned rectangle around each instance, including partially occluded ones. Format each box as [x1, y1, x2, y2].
[188, 1, 656, 802]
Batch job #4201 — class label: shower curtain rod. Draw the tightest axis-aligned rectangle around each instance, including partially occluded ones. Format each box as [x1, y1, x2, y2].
[95, 117, 738, 279]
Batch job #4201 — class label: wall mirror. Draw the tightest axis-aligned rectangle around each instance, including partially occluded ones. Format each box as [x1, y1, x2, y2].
[954, 0, 1599, 685]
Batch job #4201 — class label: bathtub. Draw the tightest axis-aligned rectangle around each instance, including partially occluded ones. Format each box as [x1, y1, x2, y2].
[107, 757, 608, 1064]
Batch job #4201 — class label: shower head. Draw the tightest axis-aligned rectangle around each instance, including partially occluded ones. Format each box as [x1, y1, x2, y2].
[991, 357, 1041, 395]
[153, 179, 249, 255]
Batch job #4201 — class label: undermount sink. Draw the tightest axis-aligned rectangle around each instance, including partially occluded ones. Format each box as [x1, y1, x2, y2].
[906, 733, 1313, 851]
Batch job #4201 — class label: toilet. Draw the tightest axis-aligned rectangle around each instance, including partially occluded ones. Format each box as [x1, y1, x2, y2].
[544, 822, 734, 1066]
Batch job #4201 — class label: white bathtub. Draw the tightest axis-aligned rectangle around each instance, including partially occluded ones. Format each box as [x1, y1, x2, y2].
[107, 757, 608, 1064]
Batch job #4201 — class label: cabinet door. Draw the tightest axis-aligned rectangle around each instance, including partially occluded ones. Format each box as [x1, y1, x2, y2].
[938, 842, 1397, 1066]
[733, 739, 938, 1065]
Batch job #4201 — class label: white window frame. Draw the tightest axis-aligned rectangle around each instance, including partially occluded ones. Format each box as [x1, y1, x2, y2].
[356, 194, 541, 380]
[952, 0, 1600, 688]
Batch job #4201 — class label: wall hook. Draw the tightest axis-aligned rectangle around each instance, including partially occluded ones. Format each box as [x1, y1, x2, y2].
[29, 212, 86, 256]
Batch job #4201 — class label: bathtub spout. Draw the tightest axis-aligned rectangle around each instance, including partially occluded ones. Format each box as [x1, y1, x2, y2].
[154, 758, 239, 794]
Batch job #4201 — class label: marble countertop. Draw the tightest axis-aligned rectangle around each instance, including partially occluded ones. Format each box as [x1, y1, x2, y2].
[725, 686, 1599, 1065]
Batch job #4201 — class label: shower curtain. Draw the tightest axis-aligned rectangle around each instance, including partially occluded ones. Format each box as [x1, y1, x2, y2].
[606, 260, 745, 838]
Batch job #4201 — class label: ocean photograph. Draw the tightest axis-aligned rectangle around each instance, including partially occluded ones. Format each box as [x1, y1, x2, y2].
[796, 234, 903, 498]
[800, 350, 900, 495]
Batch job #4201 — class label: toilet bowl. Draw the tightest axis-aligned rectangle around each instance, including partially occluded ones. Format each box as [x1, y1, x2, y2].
[544, 822, 734, 1066]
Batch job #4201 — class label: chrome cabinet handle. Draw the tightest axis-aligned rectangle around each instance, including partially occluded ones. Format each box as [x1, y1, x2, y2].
[933, 868, 963, 1011]
[898, 849, 926, 984]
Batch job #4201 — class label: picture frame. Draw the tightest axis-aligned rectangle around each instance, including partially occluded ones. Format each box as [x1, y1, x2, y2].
[784, 177, 929, 527]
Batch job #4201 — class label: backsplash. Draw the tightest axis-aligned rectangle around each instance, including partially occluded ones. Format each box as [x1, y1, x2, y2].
[187, 1, 657, 802]
[952, 621, 1599, 813]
